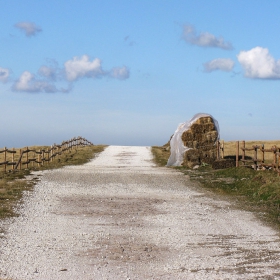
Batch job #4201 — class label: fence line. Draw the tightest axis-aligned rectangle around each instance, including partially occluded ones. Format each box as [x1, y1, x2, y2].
[217, 140, 280, 174]
[0, 136, 93, 173]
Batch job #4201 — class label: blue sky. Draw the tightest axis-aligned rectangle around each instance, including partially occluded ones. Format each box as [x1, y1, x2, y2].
[1, 0, 280, 147]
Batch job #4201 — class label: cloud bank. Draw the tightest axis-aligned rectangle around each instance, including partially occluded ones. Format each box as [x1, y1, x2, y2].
[110, 66, 130, 80]
[182, 24, 233, 50]
[11, 55, 130, 93]
[12, 71, 58, 93]
[0, 67, 10, 83]
[14, 21, 42, 37]
[237, 47, 280, 79]
[203, 58, 235, 72]
[38, 65, 59, 81]
[64, 55, 130, 82]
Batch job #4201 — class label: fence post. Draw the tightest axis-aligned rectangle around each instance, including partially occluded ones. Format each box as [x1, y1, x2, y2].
[42, 150, 45, 166]
[19, 149, 22, 170]
[262, 144, 265, 164]
[37, 150, 40, 167]
[253, 146, 258, 170]
[273, 146, 277, 170]
[221, 140, 224, 159]
[242, 141, 245, 166]
[236, 141, 239, 167]
[32, 152, 35, 168]
[51, 146, 53, 162]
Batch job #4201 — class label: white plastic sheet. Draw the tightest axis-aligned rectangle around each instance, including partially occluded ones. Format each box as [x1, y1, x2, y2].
[166, 113, 220, 166]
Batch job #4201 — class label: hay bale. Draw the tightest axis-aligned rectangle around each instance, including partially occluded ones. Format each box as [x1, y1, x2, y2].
[182, 116, 218, 168]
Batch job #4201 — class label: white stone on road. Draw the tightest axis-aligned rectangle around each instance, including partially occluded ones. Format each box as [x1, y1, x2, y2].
[0, 146, 280, 279]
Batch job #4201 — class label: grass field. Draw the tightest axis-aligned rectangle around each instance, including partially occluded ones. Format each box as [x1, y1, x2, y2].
[221, 140, 280, 164]
[0, 145, 61, 173]
[152, 140, 280, 228]
[0, 145, 106, 219]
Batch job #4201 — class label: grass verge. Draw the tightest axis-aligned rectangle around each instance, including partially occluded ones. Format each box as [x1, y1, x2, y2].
[0, 145, 106, 219]
[151, 145, 280, 228]
[151, 146, 170, 167]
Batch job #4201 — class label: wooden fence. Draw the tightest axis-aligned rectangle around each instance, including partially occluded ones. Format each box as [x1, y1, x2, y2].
[217, 140, 280, 173]
[0, 136, 93, 173]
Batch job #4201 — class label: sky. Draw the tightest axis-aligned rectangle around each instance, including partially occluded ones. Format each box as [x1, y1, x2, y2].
[1, 0, 280, 147]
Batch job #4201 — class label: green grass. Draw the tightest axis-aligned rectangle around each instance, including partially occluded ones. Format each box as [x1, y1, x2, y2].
[188, 166, 280, 227]
[151, 145, 280, 228]
[0, 145, 106, 219]
[0, 176, 33, 218]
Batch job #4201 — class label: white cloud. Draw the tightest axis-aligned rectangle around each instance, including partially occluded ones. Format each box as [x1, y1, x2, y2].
[0, 67, 10, 83]
[38, 65, 58, 80]
[64, 55, 130, 81]
[11, 55, 130, 93]
[12, 71, 57, 93]
[182, 24, 233, 50]
[237, 46, 280, 79]
[110, 66, 130, 80]
[203, 58, 235, 72]
[14, 22, 42, 37]
[64, 55, 103, 81]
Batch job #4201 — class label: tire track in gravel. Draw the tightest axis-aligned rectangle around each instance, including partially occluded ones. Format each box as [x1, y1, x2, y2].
[1, 145, 280, 279]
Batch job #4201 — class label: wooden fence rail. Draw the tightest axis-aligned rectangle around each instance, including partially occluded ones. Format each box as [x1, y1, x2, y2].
[217, 140, 280, 174]
[0, 136, 93, 173]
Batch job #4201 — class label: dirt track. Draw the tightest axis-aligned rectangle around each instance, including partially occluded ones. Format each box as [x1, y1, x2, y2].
[1, 146, 280, 279]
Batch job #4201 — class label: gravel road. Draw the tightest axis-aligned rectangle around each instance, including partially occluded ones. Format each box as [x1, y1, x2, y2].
[1, 145, 280, 279]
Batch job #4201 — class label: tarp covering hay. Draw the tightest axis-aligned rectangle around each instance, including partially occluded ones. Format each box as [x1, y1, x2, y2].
[167, 113, 220, 167]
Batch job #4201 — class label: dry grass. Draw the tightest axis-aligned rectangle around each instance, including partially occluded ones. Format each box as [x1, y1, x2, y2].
[0, 145, 50, 173]
[221, 140, 280, 163]
[152, 140, 280, 167]
[0, 175, 33, 218]
[151, 146, 171, 167]
[0, 145, 106, 219]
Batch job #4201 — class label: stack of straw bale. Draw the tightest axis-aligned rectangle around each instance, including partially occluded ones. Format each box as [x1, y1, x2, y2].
[181, 116, 218, 168]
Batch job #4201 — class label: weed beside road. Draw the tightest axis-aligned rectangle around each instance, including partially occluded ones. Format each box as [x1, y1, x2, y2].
[151, 145, 170, 167]
[187, 166, 280, 228]
[152, 145, 280, 228]
[0, 145, 106, 219]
